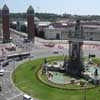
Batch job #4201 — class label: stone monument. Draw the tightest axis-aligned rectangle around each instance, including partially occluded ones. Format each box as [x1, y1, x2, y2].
[66, 20, 84, 77]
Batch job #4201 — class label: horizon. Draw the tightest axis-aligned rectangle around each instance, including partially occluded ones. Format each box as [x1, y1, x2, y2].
[0, 0, 100, 16]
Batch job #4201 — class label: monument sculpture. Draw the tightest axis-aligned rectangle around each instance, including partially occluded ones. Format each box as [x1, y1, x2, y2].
[64, 20, 84, 77]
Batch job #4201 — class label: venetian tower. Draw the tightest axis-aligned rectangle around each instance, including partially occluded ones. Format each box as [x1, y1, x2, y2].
[27, 6, 35, 42]
[2, 4, 10, 43]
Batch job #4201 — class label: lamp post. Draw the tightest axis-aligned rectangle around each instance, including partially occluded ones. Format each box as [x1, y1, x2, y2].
[28, 41, 31, 60]
[25, 40, 31, 61]
[13, 58, 16, 83]
[1, 48, 7, 68]
[83, 81, 88, 100]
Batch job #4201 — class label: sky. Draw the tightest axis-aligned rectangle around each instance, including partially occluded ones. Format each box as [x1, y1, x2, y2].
[0, 0, 100, 15]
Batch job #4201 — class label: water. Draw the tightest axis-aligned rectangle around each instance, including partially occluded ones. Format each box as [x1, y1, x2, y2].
[86, 66, 100, 80]
[52, 72, 65, 84]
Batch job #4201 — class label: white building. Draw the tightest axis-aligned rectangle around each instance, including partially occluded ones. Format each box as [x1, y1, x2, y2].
[44, 23, 100, 41]
[44, 23, 69, 40]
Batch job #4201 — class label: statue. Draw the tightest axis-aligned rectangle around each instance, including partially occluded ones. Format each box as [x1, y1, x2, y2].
[44, 58, 47, 64]
[42, 58, 48, 74]
[94, 69, 98, 76]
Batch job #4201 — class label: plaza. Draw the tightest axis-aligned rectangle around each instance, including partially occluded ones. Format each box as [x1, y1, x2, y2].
[0, 1, 100, 100]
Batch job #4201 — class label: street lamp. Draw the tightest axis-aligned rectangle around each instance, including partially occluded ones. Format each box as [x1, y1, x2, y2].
[83, 81, 88, 100]
[13, 58, 16, 83]
[25, 40, 32, 60]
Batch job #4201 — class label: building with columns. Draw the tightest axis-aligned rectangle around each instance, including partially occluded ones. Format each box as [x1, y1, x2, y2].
[27, 5, 35, 41]
[44, 21, 100, 41]
[2, 4, 10, 43]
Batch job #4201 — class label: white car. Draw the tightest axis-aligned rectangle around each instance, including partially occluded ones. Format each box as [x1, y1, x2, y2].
[23, 94, 34, 100]
[0, 69, 5, 76]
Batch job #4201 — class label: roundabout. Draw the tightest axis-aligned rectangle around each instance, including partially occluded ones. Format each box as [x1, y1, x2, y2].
[12, 56, 100, 100]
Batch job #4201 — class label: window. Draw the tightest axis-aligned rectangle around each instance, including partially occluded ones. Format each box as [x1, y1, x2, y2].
[56, 34, 60, 39]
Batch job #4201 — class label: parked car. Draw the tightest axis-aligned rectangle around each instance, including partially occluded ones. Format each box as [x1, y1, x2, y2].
[2, 60, 9, 67]
[14, 57, 22, 61]
[53, 50, 59, 54]
[23, 38, 31, 43]
[0, 69, 5, 76]
[23, 94, 33, 100]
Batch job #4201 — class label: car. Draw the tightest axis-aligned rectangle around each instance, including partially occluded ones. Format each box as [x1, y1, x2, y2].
[14, 57, 22, 61]
[2, 60, 9, 67]
[0, 69, 5, 76]
[29, 55, 34, 59]
[53, 50, 59, 54]
[23, 38, 31, 43]
[44, 42, 55, 47]
[23, 94, 34, 100]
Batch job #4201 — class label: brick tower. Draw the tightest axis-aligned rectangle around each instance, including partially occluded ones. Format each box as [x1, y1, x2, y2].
[27, 6, 35, 41]
[2, 4, 10, 43]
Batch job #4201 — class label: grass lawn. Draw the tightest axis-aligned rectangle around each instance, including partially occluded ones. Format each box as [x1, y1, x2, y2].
[12, 56, 100, 100]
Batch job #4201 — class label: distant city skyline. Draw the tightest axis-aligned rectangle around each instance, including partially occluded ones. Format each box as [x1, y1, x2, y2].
[0, 0, 100, 15]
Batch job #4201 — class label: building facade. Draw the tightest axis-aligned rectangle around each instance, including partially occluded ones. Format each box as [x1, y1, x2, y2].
[44, 22, 100, 41]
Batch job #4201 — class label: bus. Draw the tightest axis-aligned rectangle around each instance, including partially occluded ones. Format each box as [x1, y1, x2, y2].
[7, 52, 30, 60]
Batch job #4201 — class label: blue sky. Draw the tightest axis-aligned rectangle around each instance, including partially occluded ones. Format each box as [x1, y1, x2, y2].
[0, 0, 100, 15]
